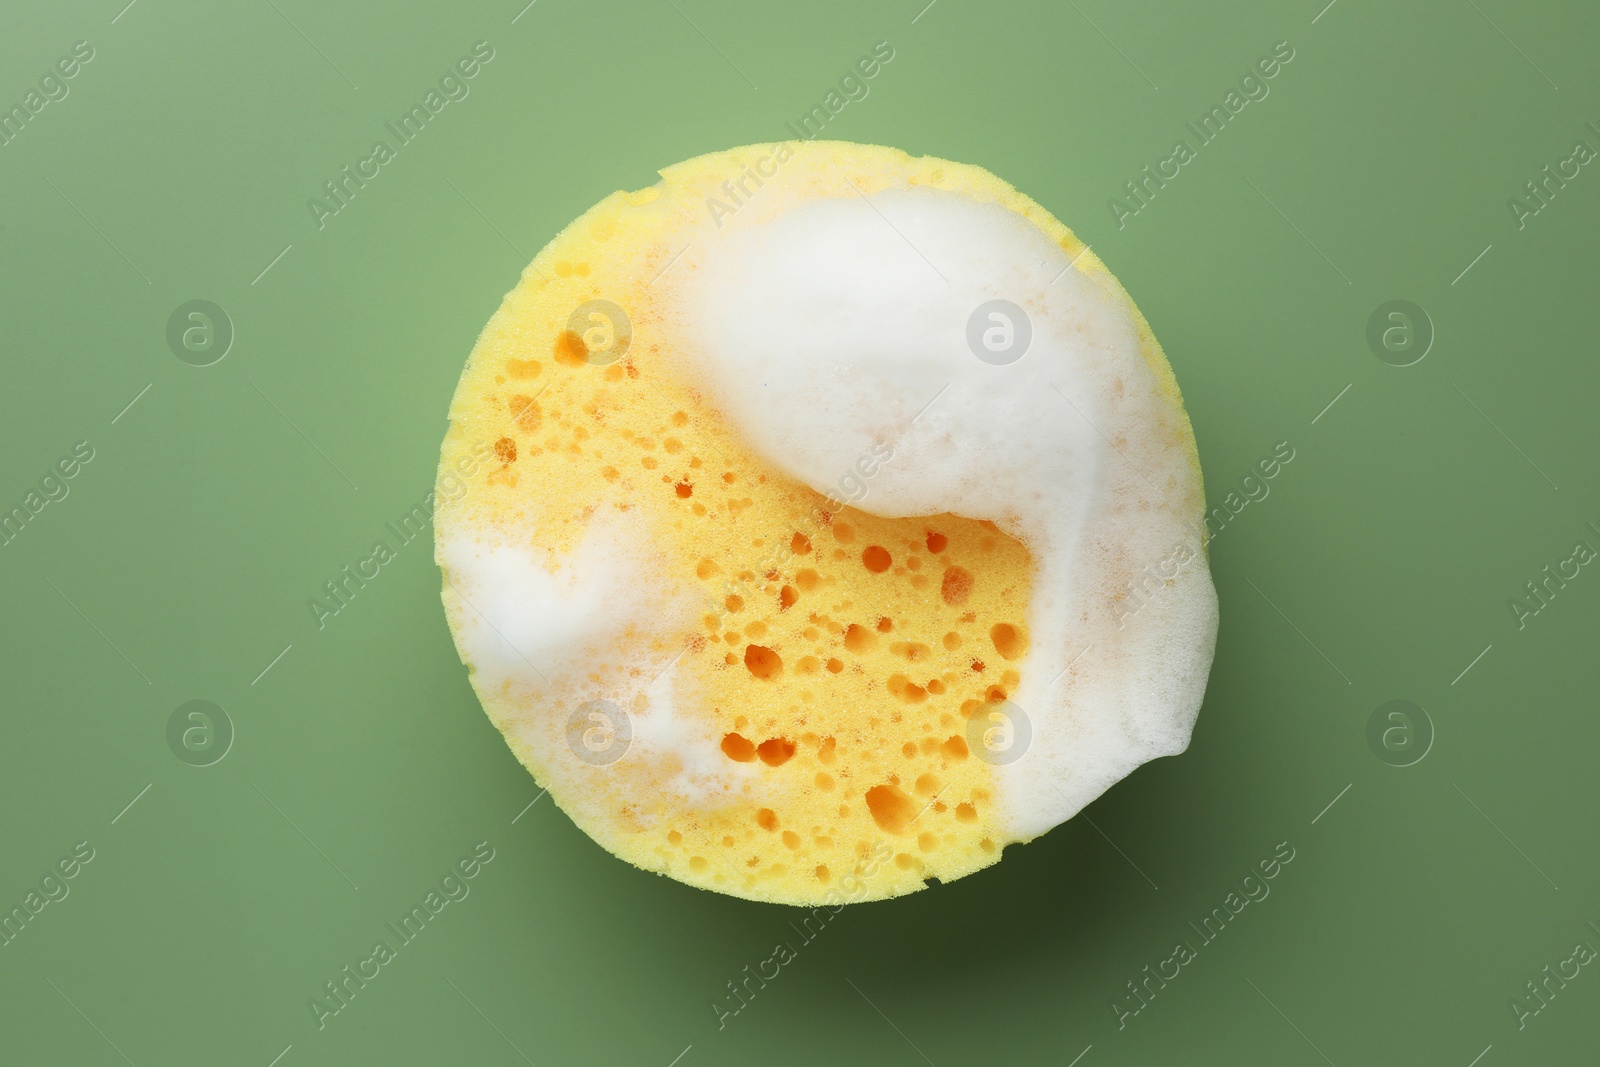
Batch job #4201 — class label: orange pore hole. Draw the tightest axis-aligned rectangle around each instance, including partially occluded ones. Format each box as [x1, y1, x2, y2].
[744, 644, 782, 679]
[941, 566, 974, 605]
[990, 622, 1027, 660]
[757, 737, 796, 766]
[864, 784, 918, 835]
[721, 733, 757, 761]
[553, 330, 588, 367]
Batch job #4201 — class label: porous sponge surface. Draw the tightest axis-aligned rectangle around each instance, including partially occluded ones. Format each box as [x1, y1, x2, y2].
[437, 142, 1200, 905]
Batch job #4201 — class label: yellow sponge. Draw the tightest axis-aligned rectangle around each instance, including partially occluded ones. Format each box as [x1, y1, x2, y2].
[435, 141, 1214, 906]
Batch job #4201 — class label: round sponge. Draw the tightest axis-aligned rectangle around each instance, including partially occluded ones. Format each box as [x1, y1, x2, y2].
[435, 141, 1217, 906]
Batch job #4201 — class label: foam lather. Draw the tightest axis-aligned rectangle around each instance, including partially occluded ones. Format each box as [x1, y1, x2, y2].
[436, 141, 1218, 905]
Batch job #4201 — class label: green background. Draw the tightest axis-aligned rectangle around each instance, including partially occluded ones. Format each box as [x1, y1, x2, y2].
[3, 0, 1597, 1063]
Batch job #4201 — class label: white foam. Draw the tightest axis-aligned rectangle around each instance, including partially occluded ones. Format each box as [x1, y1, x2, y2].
[668, 185, 1218, 839]
[439, 517, 753, 810]
[630, 663, 759, 806]
[438, 527, 631, 692]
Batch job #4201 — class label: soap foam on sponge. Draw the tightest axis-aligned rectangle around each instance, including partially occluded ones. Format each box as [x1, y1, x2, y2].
[435, 141, 1217, 905]
[667, 184, 1216, 839]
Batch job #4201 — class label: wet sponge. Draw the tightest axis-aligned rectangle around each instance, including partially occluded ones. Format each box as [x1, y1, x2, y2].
[436, 141, 1217, 906]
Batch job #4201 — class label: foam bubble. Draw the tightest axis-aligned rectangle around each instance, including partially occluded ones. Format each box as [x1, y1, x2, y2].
[440, 516, 753, 810]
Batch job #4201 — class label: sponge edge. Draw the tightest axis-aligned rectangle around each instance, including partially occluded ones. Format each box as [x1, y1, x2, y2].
[436, 141, 1217, 904]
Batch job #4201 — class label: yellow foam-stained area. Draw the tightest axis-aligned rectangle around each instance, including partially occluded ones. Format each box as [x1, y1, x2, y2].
[436, 141, 1182, 906]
